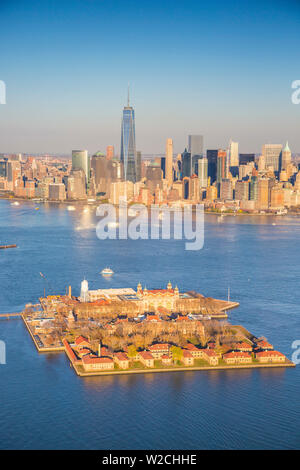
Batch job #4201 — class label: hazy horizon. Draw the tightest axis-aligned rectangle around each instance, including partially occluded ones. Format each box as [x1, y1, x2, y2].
[1, 0, 300, 155]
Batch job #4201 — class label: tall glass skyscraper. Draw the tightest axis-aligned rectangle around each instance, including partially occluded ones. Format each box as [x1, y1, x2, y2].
[120, 89, 137, 182]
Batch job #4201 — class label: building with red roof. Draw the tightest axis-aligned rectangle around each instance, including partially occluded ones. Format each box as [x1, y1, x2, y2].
[149, 343, 170, 358]
[223, 351, 252, 365]
[185, 343, 203, 358]
[182, 350, 194, 366]
[255, 350, 285, 363]
[82, 354, 114, 371]
[114, 352, 129, 369]
[138, 350, 155, 368]
[202, 348, 219, 365]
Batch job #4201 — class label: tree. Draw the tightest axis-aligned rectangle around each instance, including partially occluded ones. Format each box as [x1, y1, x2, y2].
[127, 345, 137, 360]
[171, 346, 183, 364]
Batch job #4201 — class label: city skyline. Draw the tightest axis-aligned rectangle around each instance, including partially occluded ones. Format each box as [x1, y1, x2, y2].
[1, 0, 300, 154]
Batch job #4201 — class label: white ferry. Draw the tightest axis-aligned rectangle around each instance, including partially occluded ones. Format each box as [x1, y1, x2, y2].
[101, 267, 114, 276]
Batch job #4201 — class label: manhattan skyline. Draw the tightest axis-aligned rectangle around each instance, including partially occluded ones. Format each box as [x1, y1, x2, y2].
[0, 0, 300, 155]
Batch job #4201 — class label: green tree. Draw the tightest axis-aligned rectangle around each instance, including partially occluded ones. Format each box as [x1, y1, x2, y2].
[171, 346, 183, 364]
[127, 345, 137, 360]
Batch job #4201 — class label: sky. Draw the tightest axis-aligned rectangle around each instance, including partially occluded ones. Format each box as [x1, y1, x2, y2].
[0, 0, 300, 156]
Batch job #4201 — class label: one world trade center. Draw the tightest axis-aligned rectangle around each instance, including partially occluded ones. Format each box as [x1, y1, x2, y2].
[120, 87, 137, 182]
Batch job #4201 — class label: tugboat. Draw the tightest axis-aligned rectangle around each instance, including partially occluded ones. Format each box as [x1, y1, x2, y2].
[101, 267, 114, 276]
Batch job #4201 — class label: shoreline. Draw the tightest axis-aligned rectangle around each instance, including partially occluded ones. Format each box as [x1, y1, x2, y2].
[0, 195, 298, 217]
[22, 316, 296, 377]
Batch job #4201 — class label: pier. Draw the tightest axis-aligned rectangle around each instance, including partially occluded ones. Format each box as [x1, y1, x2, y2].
[0, 312, 22, 319]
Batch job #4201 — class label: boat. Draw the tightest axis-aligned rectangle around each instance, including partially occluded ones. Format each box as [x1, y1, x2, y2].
[0, 244, 17, 249]
[67, 206, 75, 211]
[11, 201, 20, 206]
[101, 267, 114, 276]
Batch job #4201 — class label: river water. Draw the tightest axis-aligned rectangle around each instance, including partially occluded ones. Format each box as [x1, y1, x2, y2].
[0, 199, 299, 449]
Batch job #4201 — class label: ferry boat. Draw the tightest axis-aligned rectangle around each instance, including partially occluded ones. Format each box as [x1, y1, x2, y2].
[101, 267, 114, 276]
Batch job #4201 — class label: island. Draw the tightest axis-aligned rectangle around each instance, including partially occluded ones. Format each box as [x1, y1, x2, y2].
[21, 281, 295, 376]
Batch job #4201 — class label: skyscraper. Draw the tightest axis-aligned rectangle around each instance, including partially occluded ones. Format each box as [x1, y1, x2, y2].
[188, 135, 203, 175]
[72, 150, 89, 184]
[281, 141, 291, 171]
[262, 144, 282, 173]
[198, 157, 208, 188]
[166, 138, 173, 186]
[120, 88, 137, 182]
[229, 140, 239, 167]
[217, 150, 227, 183]
[106, 146, 114, 160]
[207, 150, 218, 183]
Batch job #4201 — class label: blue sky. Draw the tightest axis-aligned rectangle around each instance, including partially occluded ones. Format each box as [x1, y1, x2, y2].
[0, 0, 300, 155]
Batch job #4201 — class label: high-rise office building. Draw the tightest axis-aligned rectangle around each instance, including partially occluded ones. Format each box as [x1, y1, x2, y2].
[120, 89, 137, 182]
[229, 140, 239, 167]
[188, 135, 203, 175]
[217, 150, 227, 183]
[136, 151, 142, 182]
[72, 150, 89, 184]
[106, 146, 114, 160]
[220, 178, 232, 200]
[166, 138, 173, 186]
[239, 153, 255, 165]
[281, 141, 291, 171]
[198, 157, 208, 188]
[262, 144, 282, 173]
[235, 180, 249, 201]
[207, 150, 218, 183]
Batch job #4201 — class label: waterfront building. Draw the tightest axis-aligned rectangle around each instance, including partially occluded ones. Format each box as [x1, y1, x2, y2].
[255, 351, 285, 363]
[223, 351, 252, 364]
[114, 352, 129, 369]
[257, 178, 269, 209]
[48, 182, 66, 201]
[72, 150, 89, 184]
[120, 89, 137, 182]
[205, 184, 218, 202]
[138, 351, 155, 368]
[82, 355, 114, 371]
[262, 144, 282, 173]
[202, 349, 219, 365]
[270, 185, 284, 209]
[220, 178, 232, 200]
[182, 350, 194, 366]
[235, 180, 249, 201]
[65, 169, 86, 199]
[198, 156, 208, 188]
[165, 138, 173, 187]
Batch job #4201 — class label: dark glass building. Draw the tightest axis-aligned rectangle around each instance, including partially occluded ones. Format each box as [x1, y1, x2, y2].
[120, 91, 137, 182]
[206, 150, 218, 183]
